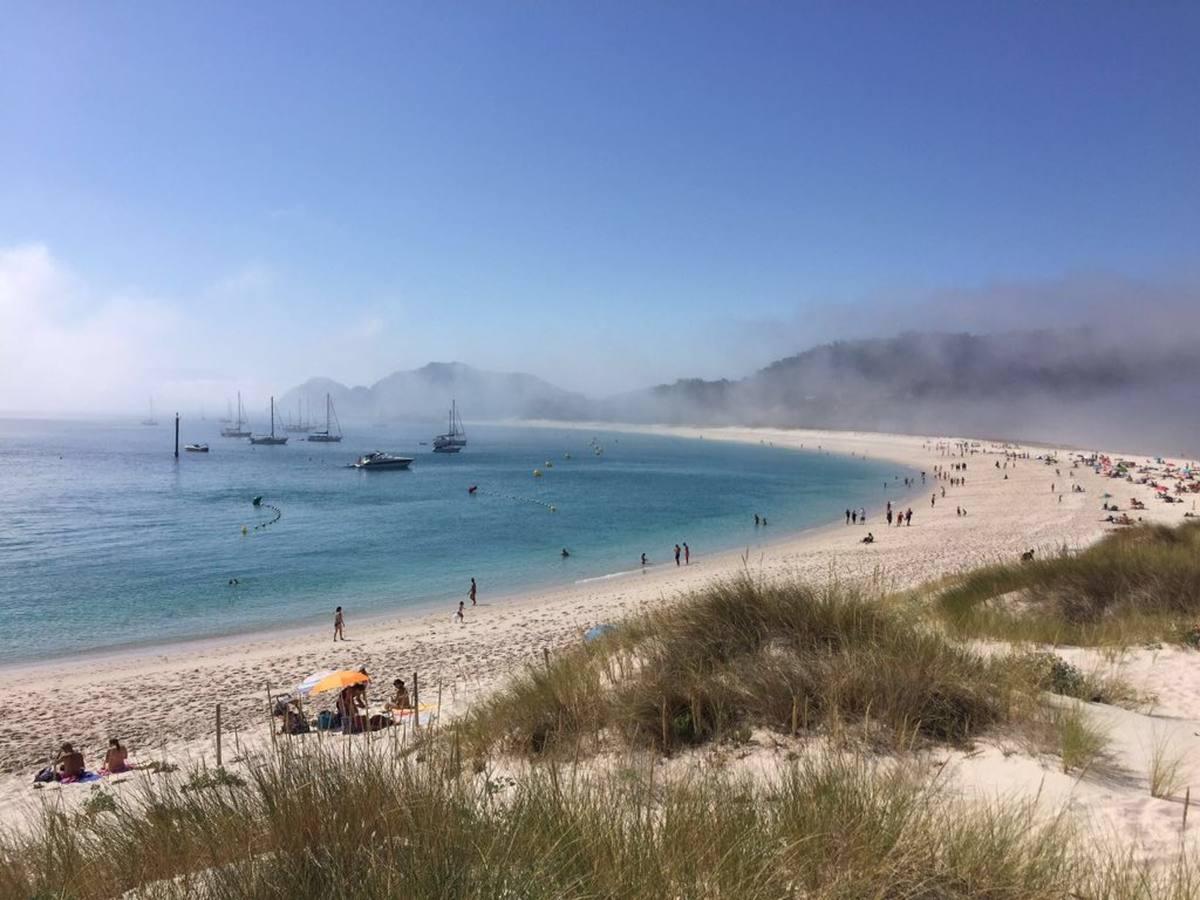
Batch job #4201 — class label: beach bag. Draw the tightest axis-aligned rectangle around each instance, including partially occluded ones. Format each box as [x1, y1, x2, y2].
[34, 767, 56, 784]
[317, 710, 339, 731]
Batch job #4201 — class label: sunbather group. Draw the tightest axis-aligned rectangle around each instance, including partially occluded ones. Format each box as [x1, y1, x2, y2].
[275, 674, 417, 736]
[35, 738, 129, 784]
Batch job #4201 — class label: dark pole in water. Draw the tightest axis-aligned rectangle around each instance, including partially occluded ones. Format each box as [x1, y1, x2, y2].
[174, 413, 180, 458]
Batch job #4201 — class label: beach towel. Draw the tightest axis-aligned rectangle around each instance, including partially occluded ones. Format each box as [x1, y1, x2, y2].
[58, 772, 102, 785]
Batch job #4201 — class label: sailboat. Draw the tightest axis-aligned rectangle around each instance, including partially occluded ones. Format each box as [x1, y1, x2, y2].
[250, 397, 288, 445]
[432, 400, 467, 453]
[307, 393, 343, 442]
[141, 397, 158, 426]
[221, 392, 252, 438]
[285, 398, 311, 433]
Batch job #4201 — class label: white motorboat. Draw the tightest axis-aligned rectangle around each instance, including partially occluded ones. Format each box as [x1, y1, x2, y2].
[184, 443, 209, 453]
[249, 397, 288, 445]
[353, 451, 413, 470]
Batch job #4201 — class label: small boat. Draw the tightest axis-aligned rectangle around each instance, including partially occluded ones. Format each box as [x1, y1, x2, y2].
[249, 397, 288, 445]
[307, 393, 343, 443]
[221, 392, 252, 438]
[353, 451, 413, 470]
[432, 399, 467, 453]
[185, 443, 209, 453]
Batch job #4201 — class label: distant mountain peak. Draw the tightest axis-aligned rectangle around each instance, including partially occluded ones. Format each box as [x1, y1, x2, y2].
[281, 362, 589, 423]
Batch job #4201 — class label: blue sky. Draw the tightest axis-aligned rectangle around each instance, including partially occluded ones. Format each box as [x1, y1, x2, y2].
[1, 2, 1197, 410]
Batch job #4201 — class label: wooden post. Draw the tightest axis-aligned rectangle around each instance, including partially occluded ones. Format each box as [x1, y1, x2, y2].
[174, 414, 179, 459]
[215, 704, 223, 767]
[412, 671, 419, 731]
[542, 647, 551, 671]
[266, 684, 278, 753]
[791, 696, 798, 736]
[1185, 787, 1191, 832]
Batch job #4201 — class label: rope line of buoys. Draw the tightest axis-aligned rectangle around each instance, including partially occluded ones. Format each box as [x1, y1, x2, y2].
[469, 487, 556, 512]
[242, 496, 283, 533]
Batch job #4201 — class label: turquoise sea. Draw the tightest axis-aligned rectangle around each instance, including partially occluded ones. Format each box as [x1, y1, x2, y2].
[0, 419, 911, 665]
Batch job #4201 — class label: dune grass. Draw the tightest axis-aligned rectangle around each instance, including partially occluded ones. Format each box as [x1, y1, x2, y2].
[461, 575, 1039, 760]
[936, 520, 1200, 646]
[6, 564, 1197, 897]
[1148, 730, 1189, 800]
[1047, 702, 1110, 775]
[1, 745, 1194, 899]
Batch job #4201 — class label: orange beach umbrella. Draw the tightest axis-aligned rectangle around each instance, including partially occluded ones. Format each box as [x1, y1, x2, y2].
[300, 669, 370, 695]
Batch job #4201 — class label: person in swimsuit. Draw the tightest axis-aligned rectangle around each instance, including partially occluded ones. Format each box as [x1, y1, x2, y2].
[334, 607, 345, 641]
[391, 678, 411, 710]
[55, 742, 85, 780]
[469, 578, 477, 607]
[103, 738, 129, 773]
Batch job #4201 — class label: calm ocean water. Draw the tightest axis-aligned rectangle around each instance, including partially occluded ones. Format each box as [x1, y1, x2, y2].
[0, 419, 909, 664]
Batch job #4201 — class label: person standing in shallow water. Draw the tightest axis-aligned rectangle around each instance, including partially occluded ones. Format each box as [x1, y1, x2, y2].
[469, 577, 477, 607]
[674, 544, 681, 565]
[683, 543, 690, 565]
[333, 606, 345, 641]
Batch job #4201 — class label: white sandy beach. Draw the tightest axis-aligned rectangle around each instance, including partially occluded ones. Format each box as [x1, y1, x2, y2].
[3, 424, 1198, 857]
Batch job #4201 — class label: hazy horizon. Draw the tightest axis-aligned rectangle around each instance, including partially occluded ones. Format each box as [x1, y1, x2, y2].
[3, 3, 1198, 422]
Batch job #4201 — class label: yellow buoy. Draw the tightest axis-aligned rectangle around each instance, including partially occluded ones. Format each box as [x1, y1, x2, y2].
[241, 525, 248, 535]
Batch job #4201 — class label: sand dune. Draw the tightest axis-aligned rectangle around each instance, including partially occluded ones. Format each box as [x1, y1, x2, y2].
[2, 424, 1197, 855]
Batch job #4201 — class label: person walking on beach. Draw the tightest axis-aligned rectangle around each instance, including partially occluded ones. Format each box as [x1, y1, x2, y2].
[674, 544, 681, 566]
[334, 606, 345, 641]
[905, 508, 912, 525]
[455, 601, 465, 625]
[846, 508, 851, 524]
[469, 578, 477, 607]
[683, 543, 690, 565]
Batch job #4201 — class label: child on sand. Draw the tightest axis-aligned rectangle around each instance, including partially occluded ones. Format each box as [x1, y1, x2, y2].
[456, 601, 465, 624]
[334, 607, 345, 641]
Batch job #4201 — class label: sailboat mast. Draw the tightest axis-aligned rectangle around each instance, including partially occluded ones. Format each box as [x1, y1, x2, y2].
[270, 397, 276, 438]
